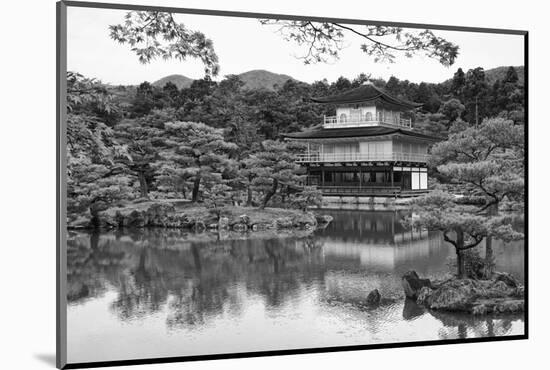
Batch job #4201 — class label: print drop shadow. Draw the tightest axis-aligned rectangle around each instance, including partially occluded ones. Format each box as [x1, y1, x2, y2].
[34, 353, 56, 367]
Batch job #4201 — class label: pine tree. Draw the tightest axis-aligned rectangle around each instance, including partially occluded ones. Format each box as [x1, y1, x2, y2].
[290, 186, 323, 213]
[154, 121, 237, 202]
[66, 72, 135, 219]
[405, 191, 488, 278]
[114, 109, 176, 198]
[428, 118, 524, 273]
[450, 68, 466, 100]
[248, 140, 306, 209]
[463, 67, 489, 125]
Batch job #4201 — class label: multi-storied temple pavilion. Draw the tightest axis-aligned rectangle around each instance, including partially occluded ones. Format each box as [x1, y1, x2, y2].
[285, 82, 440, 197]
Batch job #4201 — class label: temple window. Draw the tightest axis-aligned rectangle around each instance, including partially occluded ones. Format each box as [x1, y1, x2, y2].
[339, 113, 347, 123]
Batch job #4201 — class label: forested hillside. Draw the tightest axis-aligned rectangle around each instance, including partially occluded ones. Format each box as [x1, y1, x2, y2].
[67, 65, 524, 219]
[152, 69, 296, 91]
[113, 65, 524, 138]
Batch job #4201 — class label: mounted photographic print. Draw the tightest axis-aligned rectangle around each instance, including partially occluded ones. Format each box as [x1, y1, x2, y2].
[56, 1, 528, 368]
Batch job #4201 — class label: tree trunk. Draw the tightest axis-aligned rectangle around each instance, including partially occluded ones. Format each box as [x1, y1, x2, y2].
[484, 203, 497, 276]
[456, 229, 466, 278]
[485, 236, 493, 275]
[137, 171, 149, 198]
[89, 202, 102, 228]
[246, 185, 253, 207]
[191, 176, 201, 202]
[475, 95, 479, 126]
[261, 178, 278, 209]
[456, 249, 466, 279]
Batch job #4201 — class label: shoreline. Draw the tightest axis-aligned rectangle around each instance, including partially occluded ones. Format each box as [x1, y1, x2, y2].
[402, 270, 524, 315]
[68, 200, 333, 233]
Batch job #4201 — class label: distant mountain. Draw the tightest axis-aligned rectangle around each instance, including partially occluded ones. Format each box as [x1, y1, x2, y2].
[484, 66, 524, 85]
[152, 70, 296, 91]
[152, 74, 194, 89]
[236, 70, 295, 90]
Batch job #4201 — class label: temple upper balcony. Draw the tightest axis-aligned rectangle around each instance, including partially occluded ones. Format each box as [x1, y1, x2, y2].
[323, 112, 412, 129]
[311, 81, 421, 130]
[295, 151, 430, 164]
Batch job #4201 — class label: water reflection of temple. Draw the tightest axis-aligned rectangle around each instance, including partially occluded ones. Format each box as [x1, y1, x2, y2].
[316, 210, 447, 272]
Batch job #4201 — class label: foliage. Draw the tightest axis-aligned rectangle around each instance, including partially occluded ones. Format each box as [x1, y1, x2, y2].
[153, 121, 237, 202]
[67, 72, 118, 115]
[110, 11, 219, 77]
[409, 118, 524, 277]
[430, 118, 525, 208]
[259, 20, 459, 66]
[113, 109, 176, 198]
[290, 186, 323, 212]
[439, 99, 465, 122]
[247, 140, 306, 209]
[405, 190, 522, 278]
[66, 72, 133, 217]
[67, 157, 137, 219]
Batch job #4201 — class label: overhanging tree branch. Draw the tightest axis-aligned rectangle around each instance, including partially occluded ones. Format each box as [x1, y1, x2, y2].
[259, 20, 459, 66]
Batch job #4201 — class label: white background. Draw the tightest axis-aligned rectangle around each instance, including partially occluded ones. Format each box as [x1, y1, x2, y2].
[0, 0, 546, 369]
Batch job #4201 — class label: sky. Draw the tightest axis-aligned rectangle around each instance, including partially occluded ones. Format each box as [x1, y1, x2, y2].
[67, 6, 525, 86]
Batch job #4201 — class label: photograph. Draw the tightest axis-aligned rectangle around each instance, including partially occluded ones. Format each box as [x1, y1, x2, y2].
[58, 1, 526, 368]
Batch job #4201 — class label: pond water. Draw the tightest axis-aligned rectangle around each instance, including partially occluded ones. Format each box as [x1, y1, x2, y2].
[66, 209, 525, 364]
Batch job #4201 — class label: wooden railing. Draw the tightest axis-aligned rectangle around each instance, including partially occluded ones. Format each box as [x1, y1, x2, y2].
[323, 112, 412, 129]
[319, 186, 402, 196]
[296, 152, 429, 163]
[316, 186, 429, 197]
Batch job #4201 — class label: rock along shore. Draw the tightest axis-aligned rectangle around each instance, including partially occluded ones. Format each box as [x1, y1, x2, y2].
[68, 201, 333, 232]
[402, 270, 524, 315]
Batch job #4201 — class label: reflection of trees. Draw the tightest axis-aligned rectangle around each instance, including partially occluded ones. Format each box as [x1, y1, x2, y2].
[166, 244, 236, 329]
[401, 296, 520, 339]
[244, 237, 325, 309]
[166, 278, 231, 329]
[66, 232, 126, 304]
[401, 298, 520, 339]
[429, 308, 518, 339]
[67, 231, 327, 330]
[109, 248, 172, 320]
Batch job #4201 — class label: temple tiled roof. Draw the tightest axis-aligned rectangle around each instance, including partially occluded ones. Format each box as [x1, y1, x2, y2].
[283, 125, 440, 141]
[311, 83, 422, 109]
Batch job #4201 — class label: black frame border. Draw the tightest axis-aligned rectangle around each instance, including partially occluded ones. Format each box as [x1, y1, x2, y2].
[56, 1, 529, 369]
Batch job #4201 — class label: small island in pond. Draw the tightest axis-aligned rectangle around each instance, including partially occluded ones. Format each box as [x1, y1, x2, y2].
[68, 200, 333, 234]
